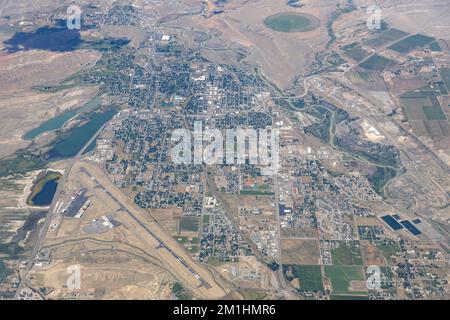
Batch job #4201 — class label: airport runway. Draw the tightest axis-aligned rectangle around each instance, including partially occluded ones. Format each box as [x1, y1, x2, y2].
[80, 167, 210, 289]
[14, 124, 107, 299]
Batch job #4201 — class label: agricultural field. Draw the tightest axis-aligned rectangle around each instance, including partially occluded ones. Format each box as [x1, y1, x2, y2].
[422, 106, 447, 121]
[376, 241, 401, 266]
[388, 34, 435, 54]
[172, 282, 192, 300]
[400, 92, 450, 136]
[281, 239, 321, 265]
[330, 241, 363, 266]
[0, 153, 46, 177]
[439, 68, 450, 91]
[341, 43, 371, 62]
[324, 265, 367, 296]
[263, 12, 320, 33]
[359, 54, 393, 71]
[179, 216, 200, 234]
[364, 28, 408, 48]
[283, 265, 324, 292]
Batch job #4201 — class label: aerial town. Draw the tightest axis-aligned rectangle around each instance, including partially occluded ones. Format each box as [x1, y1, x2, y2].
[0, 0, 448, 301]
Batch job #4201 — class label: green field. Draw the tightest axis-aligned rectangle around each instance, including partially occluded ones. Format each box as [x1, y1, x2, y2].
[400, 94, 447, 122]
[240, 190, 275, 196]
[376, 241, 400, 264]
[240, 289, 267, 300]
[388, 34, 434, 54]
[331, 241, 363, 265]
[330, 294, 369, 300]
[401, 85, 441, 99]
[366, 166, 397, 196]
[364, 28, 408, 47]
[285, 265, 324, 292]
[264, 12, 320, 33]
[324, 265, 367, 295]
[359, 54, 393, 71]
[175, 236, 199, 245]
[439, 68, 450, 91]
[179, 217, 200, 233]
[0, 153, 46, 177]
[175, 236, 200, 254]
[172, 282, 192, 300]
[342, 43, 371, 62]
[0, 261, 10, 284]
[423, 106, 447, 120]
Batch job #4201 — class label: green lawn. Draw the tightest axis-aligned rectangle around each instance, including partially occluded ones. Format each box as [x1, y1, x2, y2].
[179, 217, 200, 233]
[330, 241, 363, 265]
[290, 265, 324, 292]
[324, 265, 367, 295]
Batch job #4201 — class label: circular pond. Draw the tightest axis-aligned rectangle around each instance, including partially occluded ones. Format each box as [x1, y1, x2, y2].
[264, 12, 320, 33]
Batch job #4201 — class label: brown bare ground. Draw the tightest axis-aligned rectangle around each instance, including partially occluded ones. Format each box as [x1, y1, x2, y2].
[281, 239, 321, 265]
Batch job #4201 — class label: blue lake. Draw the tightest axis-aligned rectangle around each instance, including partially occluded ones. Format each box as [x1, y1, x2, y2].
[23, 96, 103, 140]
[4, 26, 82, 52]
[46, 109, 116, 161]
[31, 179, 58, 206]
[24, 109, 80, 140]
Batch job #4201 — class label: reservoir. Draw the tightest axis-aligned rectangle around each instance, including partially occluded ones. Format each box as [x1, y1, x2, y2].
[46, 108, 116, 160]
[23, 96, 103, 140]
[23, 108, 80, 140]
[4, 26, 82, 53]
[31, 178, 59, 206]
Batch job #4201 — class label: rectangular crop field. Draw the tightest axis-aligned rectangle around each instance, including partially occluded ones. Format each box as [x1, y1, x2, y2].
[285, 265, 324, 292]
[359, 54, 393, 71]
[388, 34, 434, 54]
[330, 241, 363, 265]
[364, 28, 408, 47]
[324, 265, 367, 295]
